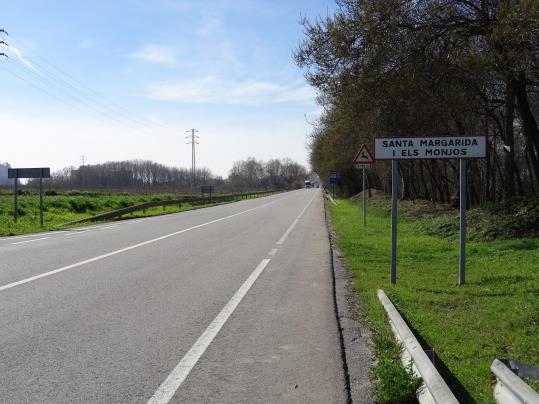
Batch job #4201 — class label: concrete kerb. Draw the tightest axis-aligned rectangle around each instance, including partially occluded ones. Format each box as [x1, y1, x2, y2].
[324, 200, 374, 403]
[377, 289, 459, 404]
[491, 359, 539, 404]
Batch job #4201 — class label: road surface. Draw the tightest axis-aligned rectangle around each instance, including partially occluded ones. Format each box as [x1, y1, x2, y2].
[0, 189, 347, 403]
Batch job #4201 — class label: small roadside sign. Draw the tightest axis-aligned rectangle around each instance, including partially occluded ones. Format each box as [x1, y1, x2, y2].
[8, 167, 51, 227]
[329, 170, 338, 199]
[352, 144, 375, 165]
[8, 167, 50, 179]
[200, 185, 213, 194]
[329, 170, 338, 184]
[352, 145, 374, 228]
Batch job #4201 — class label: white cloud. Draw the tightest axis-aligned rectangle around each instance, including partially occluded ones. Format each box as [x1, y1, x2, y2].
[130, 45, 178, 65]
[79, 39, 95, 49]
[198, 17, 223, 36]
[146, 75, 315, 104]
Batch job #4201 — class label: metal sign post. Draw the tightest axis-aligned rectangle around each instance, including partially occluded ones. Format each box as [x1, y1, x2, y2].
[353, 144, 375, 228]
[459, 159, 466, 285]
[363, 166, 366, 227]
[374, 136, 486, 285]
[39, 175, 44, 227]
[13, 177, 18, 223]
[329, 171, 338, 199]
[391, 160, 398, 284]
[8, 168, 51, 227]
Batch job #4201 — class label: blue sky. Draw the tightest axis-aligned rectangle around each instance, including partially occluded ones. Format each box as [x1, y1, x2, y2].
[0, 0, 335, 177]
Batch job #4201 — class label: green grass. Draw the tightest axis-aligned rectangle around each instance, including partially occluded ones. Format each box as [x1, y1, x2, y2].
[0, 190, 263, 236]
[328, 197, 539, 403]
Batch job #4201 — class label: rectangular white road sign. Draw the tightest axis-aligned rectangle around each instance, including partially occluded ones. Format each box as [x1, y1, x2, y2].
[374, 136, 487, 160]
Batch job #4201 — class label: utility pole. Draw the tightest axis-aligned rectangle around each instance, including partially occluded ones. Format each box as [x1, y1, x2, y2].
[185, 129, 199, 189]
[0, 30, 10, 61]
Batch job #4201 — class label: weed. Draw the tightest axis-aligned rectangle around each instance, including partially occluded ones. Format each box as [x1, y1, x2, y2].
[374, 357, 422, 403]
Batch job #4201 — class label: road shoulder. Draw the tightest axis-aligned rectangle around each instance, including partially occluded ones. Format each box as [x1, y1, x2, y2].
[325, 201, 374, 403]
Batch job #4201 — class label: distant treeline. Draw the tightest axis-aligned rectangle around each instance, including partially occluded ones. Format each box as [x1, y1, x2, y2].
[229, 157, 307, 190]
[28, 158, 308, 193]
[46, 160, 213, 192]
[295, 1, 539, 205]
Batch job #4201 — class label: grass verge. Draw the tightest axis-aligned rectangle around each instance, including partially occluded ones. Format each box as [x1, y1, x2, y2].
[0, 191, 273, 237]
[328, 197, 539, 403]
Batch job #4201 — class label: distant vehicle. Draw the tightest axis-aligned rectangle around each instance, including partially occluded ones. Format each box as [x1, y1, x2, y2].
[313, 182, 320, 188]
[304, 180, 312, 188]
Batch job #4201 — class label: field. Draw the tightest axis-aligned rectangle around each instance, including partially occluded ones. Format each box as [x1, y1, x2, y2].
[328, 196, 539, 403]
[0, 189, 246, 236]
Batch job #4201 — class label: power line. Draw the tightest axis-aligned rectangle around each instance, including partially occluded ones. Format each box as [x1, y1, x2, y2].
[7, 34, 156, 129]
[0, 61, 167, 140]
[3, 47, 144, 128]
[0, 63, 103, 117]
[5, 57, 139, 128]
[1, 33, 161, 130]
[185, 128, 199, 188]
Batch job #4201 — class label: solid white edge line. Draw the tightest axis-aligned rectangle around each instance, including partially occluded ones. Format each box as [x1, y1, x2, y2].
[276, 192, 317, 245]
[146, 259, 271, 404]
[0, 197, 284, 293]
[11, 237, 51, 245]
[96, 224, 121, 230]
[0, 231, 68, 241]
[63, 230, 92, 236]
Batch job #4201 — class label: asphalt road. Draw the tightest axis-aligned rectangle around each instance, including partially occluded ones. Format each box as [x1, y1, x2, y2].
[0, 189, 347, 403]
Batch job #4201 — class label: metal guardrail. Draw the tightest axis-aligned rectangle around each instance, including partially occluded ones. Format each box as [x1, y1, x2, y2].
[491, 359, 539, 403]
[377, 289, 459, 404]
[59, 190, 276, 226]
[323, 188, 337, 205]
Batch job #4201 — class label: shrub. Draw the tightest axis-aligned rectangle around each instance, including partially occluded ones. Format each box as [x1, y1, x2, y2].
[374, 357, 422, 403]
[68, 198, 98, 213]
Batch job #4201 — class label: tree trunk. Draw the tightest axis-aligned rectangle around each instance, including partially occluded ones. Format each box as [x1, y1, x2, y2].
[513, 72, 539, 191]
[504, 77, 515, 199]
[527, 139, 539, 195]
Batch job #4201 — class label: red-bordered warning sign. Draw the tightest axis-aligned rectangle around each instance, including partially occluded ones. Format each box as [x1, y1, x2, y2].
[353, 144, 375, 165]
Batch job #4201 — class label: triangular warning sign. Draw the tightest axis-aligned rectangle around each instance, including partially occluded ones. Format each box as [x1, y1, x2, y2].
[352, 144, 375, 164]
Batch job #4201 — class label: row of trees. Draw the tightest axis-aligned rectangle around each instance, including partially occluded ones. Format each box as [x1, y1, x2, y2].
[295, 0, 539, 204]
[228, 157, 308, 190]
[46, 161, 213, 192]
[39, 158, 308, 192]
